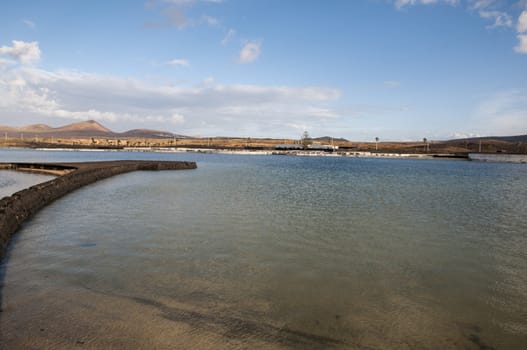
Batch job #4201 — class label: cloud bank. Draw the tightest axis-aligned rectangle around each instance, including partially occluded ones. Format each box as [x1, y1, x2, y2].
[0, 40, 341, 137]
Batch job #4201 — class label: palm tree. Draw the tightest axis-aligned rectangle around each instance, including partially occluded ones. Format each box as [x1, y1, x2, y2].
[301, 131, 311, 148]
[375, 137, 379, 151]
[423, 137, 428, 153]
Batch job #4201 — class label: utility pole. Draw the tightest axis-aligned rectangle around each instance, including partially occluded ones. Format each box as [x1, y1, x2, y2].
[479, 139, 482, 153]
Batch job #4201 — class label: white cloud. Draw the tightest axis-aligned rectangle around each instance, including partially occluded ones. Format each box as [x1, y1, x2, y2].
[479, 10, 513, 28]
[0, 61, 341, 136]
[514, 34, 527, 53]
[170, 113, 185, 124]
[513, 10, 527, 53]
[0, 57, 15, 69]
[22, 19, 36, 29]
[468, 0, 494, 11]
[221, 28, 236, 45]
[0, 40, 41, 64]
[202, 77, 215, 85]
[239, 41, 261, 64]
[200, 15, 220, 26]
[467, 0, 513, 28]
[395, 0, 459, 10]
[166, 58, 190, 66]
[518, 10, 527, 33]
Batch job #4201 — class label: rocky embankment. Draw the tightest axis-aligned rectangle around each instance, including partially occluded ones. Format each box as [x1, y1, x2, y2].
[0, 160, 197, 260]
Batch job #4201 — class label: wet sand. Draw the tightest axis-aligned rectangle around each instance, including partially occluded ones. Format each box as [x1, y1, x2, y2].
[0, 285, 345, 350]
[0, 271, 497, 350]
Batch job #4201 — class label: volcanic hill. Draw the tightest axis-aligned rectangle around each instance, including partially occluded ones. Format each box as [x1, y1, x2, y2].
[0, 120, 184, 139]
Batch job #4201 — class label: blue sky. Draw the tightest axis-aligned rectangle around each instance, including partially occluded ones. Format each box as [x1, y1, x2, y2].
[0, 0, 526, 140]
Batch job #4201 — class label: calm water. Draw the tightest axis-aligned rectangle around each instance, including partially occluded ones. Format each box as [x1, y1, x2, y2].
[0, 149, 526, 349]
[0, 169, 55, 199]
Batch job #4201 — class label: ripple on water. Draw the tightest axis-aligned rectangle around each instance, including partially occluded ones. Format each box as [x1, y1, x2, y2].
[1, 153, 526, 349]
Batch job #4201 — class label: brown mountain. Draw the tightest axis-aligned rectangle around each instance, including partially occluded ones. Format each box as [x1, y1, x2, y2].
[59, 120, 112, 133]
[0, 120, 186, 139]
[19, 124, 53, 133]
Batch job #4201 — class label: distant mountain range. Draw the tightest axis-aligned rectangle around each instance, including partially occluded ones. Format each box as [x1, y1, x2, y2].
[1, 120, 525, 143]
[0, 120, 186, 139]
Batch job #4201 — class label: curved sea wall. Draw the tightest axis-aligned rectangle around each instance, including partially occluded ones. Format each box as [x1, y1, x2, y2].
[0, 160, 196, 260]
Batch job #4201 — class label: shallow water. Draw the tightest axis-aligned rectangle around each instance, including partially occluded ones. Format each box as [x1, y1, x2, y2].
[0, 170, 55, 199]
[0, 149, 526, 349]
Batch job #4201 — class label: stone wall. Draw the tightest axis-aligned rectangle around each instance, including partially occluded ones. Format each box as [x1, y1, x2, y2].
[0, 160, 196, 260]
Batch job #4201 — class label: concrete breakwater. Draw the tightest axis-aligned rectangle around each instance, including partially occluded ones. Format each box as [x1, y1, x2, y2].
[0, 160, 197, 260]
[469, 153, 527, 163]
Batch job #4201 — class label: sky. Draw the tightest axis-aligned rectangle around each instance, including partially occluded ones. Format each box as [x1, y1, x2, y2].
[0, 0, 526, 141]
